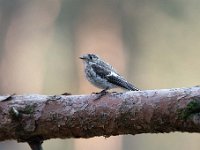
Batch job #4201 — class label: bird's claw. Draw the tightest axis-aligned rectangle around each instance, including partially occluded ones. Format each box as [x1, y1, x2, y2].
[94, 88, 109, 100]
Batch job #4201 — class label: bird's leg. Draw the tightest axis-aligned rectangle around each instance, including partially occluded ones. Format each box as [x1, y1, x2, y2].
[99, 88, 109, 95]
[94, 87, 109, 100]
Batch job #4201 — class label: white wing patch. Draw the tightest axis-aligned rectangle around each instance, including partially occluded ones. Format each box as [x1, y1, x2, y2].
[107, 71, 119, 77]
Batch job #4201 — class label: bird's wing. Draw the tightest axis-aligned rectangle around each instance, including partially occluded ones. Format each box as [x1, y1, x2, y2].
[91, 64, 139, 91]
[91, 64, 110, 78]
[107, 73, 139, 91]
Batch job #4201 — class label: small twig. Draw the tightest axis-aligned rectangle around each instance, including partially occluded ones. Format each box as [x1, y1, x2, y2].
[0, 93, 15, 102]
[27, 136, 43, 150]
[61, 92, 72, 96]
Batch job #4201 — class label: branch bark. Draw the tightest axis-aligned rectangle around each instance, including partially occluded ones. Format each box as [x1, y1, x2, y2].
[0, 86, 200, 142]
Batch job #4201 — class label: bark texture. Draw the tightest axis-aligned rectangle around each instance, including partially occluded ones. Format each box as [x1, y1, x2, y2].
[0, 87, 200, 142]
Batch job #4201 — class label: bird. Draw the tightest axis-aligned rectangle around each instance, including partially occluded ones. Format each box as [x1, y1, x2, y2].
[80, 54, 140, 94]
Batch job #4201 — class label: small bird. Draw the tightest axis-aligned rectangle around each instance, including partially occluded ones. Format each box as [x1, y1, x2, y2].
[80, 54, 139, 94]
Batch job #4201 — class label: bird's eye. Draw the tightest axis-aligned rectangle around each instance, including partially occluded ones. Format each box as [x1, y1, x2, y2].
[88, 54, 93, 60]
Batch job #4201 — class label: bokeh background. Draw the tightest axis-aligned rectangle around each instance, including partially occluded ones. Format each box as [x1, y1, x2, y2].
[0, 0, 200, 150]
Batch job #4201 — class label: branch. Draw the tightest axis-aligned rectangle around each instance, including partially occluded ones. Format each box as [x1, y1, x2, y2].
[0, 86, 200, 142]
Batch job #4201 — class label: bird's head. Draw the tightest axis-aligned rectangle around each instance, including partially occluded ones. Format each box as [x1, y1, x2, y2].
[80, 54, 99, 64]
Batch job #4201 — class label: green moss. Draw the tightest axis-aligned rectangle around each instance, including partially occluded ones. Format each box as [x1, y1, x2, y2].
[179, 96, 200, 119]
[9, 104, 37, 120]
[20, 104, 37, 114]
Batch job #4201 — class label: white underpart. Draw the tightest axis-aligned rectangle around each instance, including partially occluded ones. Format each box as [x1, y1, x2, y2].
[84, 63, 116, 89]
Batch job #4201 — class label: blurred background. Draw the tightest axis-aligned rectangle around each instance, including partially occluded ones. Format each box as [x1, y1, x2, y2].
[0, 0, 200, 150]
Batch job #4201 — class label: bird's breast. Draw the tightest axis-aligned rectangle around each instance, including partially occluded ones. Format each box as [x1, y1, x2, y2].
[84, 66, 115, 89]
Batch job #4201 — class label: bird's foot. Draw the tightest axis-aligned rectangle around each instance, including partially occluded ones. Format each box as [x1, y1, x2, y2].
[94, 88, 109, 100]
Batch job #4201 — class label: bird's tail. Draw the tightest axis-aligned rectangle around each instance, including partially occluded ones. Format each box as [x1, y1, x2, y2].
[126, 83, 140, 91]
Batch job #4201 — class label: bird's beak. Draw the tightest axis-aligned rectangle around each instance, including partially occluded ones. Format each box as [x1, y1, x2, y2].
[79, 55, 86, 60]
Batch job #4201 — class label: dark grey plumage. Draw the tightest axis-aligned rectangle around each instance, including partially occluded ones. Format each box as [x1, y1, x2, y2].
[80, 54, 139, 91]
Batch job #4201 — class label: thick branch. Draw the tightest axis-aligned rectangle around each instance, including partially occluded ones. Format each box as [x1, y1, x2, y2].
[0, 87, 200, 141]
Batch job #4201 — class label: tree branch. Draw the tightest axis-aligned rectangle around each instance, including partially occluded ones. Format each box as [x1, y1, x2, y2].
[0, 86, 200, 142]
